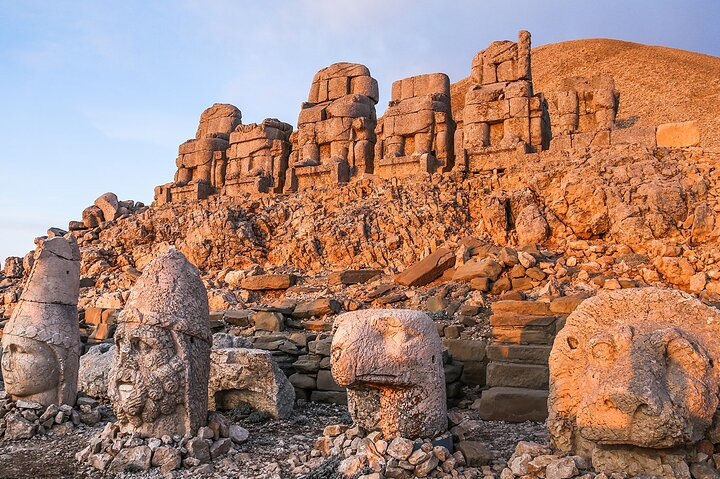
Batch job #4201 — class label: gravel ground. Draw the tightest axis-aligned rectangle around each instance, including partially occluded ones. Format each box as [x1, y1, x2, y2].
[0, 398, 547, 478]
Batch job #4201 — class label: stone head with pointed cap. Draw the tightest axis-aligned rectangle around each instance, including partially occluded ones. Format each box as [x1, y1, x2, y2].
[108, 248, 211, 438]
[1, 229, 81, 407]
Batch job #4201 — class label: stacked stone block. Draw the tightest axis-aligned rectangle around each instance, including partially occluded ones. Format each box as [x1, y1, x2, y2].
[285, 62, 379, 192]
[223, 119, 293, 195]
[82, 307, 119, 350]
[155, 104, 242, 204]
[375, 73, 455, 178]
[547, 76, 618, 150]
[459, 31, 547, 172]
[478, 298, 579, 422]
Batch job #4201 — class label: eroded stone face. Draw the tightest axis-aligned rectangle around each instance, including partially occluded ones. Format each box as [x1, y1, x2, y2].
[331, 309, 447, 439]
[548, 288, 720, 473]
[108, 249, 211, 438]
[2, 336, 60, 397]
[1, 231, 81, 407]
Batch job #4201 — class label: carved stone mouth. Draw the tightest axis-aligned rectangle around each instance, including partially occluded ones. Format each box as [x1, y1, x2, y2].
[117, 382, 133, 401]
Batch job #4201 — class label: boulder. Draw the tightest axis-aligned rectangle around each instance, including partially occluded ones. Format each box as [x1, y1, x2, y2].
[78, 343, 115, 401]
[94, 192, 121, 222]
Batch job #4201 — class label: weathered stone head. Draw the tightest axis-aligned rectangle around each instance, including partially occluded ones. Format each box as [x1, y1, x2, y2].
[549, 288, 720, 474]
[331, 309, 447, 439]
[1, 230, 81, 407]
[108, 249, 211, 438]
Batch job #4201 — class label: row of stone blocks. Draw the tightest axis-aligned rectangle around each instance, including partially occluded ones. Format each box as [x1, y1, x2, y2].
[477, 296, 583, 422]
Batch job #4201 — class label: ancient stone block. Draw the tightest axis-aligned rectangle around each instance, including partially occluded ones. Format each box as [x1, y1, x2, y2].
[287, 63, 378, 191]
[656, 120, 701, 148]
[486, 344, 552, 365]
[394, 247, 455, 287]
[108, 249, 212, 437]
[376, 73, 455, 177]
[332, 309, 447, 439]
[486, 362, 548, 389]
[548, 288, 720, 475]
[327, 269, 382, 285]
[478, 387, 548, 422]
[460, 31, 546, 172]
[1, 230, 81, 407]
[208, 347, 294, 419]
[240, 274, 297, 291]
[224, 118, 292, 195]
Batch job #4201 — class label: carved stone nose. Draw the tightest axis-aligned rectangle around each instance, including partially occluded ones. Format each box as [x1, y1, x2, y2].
[605, 389, 662, 417]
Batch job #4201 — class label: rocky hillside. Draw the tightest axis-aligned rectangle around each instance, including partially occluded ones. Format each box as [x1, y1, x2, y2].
[452, 39, 720, 147]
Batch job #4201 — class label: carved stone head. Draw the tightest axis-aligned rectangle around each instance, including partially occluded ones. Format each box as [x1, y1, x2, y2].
[549, 288, 720, 459]
[331, 309, 447, 439]
[1, 232, 80, 407]
[108, 249, 211, 438]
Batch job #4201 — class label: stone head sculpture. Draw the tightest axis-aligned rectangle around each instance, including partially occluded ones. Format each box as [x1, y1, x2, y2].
[331, 309, 447, 439]
[108, 249, 211, 438]
[1, 230, 81, 407]
[549, 288, 720, 464]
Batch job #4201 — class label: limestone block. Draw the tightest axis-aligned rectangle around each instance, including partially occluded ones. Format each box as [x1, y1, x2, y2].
[240, 274, 297, 291]
[656, 121, 700, 148]
[549, 288, 720, 462]
[394, 247, 455, 287]
[331, 309, 447, 438]
[208, 348, 294, 419]
[611, 126, 657, 148]
[108, 249, 212, 438]
[326, 97, 374, 119]
[486, 344, 552, 364]
[298, 105, 326, 125]
[486, 362, 548, 389]
[350, 75, 379, 103]
[94, 192, 121, 222]
[478, 387, 548, 422]
[452, 258, 502, 282]
[195, 103, 242, 139]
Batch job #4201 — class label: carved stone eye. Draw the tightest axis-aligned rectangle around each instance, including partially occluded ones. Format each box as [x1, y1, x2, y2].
[566, 336, 579, 350]
[666, 335, 710, 377]
[590, 340, 615, 362]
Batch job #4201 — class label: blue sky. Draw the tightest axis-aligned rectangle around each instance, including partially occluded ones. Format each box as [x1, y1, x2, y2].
[1, 0, 718, 259]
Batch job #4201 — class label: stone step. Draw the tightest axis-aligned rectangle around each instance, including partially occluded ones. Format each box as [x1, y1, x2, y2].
[491, 300, 551, 316]
[477, 387, 548, 422]
[486, 362, 549, 389]
[489, 314, 558, 327]
[491, 324, 556, 345]
[486, 344, 552, 364]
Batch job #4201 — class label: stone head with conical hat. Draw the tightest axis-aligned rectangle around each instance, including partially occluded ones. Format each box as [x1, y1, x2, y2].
[108, 248, 211, 438]
[1, 230, 81, 407]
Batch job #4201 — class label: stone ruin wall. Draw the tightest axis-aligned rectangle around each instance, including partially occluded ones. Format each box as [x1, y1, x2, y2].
[153, 30, 703, 206]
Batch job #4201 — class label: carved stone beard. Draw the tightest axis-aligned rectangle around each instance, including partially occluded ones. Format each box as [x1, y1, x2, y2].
[108, 324, 187, 431]
[112, 354, 185, 427]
